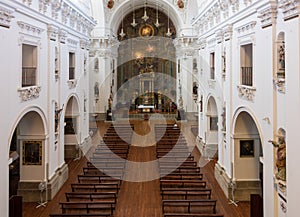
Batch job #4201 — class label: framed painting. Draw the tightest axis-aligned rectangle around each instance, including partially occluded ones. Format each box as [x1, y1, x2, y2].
[22, 140, 42, 165]
[240, 140, 254, 157]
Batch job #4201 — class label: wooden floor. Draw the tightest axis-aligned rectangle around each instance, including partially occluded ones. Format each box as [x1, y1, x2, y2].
[22, 120, 250, 217]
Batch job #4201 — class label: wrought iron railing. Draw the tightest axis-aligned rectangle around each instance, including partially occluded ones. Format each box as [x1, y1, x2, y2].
[22, 67, 36, 87]
[241, 67, 253, 86]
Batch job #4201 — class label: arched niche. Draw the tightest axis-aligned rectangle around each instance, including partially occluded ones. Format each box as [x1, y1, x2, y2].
[232, 111, 263, 201]
[64, 96, 80, 160]
[9, 111, 46, 202]
[204, 96, 218, 159]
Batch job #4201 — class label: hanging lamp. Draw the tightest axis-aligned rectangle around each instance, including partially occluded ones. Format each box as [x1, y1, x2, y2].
[142, 0, 149, 22]
[131, 0, 137, 27]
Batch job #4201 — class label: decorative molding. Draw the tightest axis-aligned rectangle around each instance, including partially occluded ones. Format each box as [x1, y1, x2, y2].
[17, 21, 44, 35]
[80, 39, 88, 49]
[58, 29, 67, 44]
[23, 0, 33, 6]
[67, 38, 78, 47]
[274, 77, 286, 93]
[223, 24, 233, 41]
[237, 85, 256, 101]
[51, 0, 62, 19]
[215, 29, 223, 44]
[198, 38, 207, 49]
[208, 38, 216, 47]
[38, 0, 50, 14]
[61, 3, 70, 24]
[174, 37, 198, 48]
[235, 21, 257, 35]
[18, 86, 41, 101]
[208, 79, 216, 89]
[67, 79, 77, 89]
[48, 24, 58, 41]
[258, 5, 278, 28]
[279, 0, 300, 21]
[0, 5, 15, 28]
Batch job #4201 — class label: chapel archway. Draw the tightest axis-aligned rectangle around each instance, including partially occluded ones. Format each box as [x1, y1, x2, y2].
[233, 111, 263, 202]
[204, 96, 218, 159]
[64, 96, 80, 160]
[9, 111, 46, 202]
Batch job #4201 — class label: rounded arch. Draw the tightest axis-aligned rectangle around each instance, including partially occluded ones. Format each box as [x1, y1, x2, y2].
[108, 0, 184, 36]
[7, 106, 48, 156]
[231, 106, 264, 155]
[206, 95, 218, 115]
[64, 94, 81, 116]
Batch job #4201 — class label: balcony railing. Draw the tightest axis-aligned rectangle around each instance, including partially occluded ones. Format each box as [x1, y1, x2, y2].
[22, 67, 36, 87]
[69, 67, 75, 80]
[241, 67, 253, 86]
[210, 67, 215, 80]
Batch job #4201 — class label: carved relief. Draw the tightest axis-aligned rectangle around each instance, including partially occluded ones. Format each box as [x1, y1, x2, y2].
[18, 86, 41, 101]
[237, 85, 256, 101]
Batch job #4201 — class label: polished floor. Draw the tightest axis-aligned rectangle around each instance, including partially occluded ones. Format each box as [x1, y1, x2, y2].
[22, 120, 250, 217]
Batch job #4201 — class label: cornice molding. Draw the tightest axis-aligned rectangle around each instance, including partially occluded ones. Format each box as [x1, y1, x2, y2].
[235, 21, 257, 35]
[17, 21, 44, 35]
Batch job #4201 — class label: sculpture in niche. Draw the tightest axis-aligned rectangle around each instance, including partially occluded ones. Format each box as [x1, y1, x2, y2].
[268, 128, 286, 181]
[279, 43, 285, 70]
[94, 58, 99, 70]
[94, 82, 99, 97]
[221, 106, 226, 131]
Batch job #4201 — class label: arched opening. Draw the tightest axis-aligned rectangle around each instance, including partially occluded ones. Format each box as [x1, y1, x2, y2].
[233, 111, 263, 202]
[64, 96, 80, 161]
[113, 6, 177, 119]
[205, 96, 218, 159]
[9, 111, 46, 202]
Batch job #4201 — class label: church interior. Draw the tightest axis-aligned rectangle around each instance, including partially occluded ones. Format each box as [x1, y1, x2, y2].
[1, 0, 299, 217]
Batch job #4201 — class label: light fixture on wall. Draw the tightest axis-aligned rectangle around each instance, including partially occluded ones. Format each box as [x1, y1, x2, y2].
[131, 0, 137, 27]
[142, 0, 149, 22]
[166, 5, 172, 36]
[155, 0, 160, 28]
[119, 6, 126, 38]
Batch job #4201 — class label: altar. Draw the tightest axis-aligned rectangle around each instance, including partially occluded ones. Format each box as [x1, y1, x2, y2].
[138, 105, 154, 113]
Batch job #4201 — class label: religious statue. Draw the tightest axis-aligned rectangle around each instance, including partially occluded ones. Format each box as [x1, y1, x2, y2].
[55, 104, 64, 132]
[268, 128, 286, 181]
[94, 82, 99, 97]
[279, 44, 285, 70]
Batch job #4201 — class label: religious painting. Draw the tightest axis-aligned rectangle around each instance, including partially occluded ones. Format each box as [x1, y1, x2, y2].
[22, 140, 42, 165]
[240, 140, 254, 157]
[139, 24, 154, 38]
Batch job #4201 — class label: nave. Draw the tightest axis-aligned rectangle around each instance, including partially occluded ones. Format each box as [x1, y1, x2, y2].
[22, 120, 249, 217]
